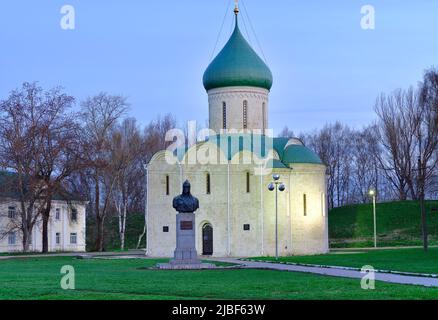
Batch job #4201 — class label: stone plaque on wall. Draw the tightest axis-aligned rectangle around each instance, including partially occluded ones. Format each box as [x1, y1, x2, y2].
[180, 221, 193, 230]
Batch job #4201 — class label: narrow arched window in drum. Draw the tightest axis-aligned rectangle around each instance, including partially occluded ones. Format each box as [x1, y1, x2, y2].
[206, 173, 211, 194]
[243, 100, 248, 129]
[262, 102, 266, 133]
[222, 102, 227, 129]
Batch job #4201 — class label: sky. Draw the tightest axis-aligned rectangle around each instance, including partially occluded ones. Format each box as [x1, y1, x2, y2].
[1, 0, 437, 135]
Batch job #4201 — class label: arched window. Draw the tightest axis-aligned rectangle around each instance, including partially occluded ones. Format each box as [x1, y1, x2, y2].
[206, 173, 211, 194]
[303, 194, 307, 216]
[243, 100, 248, 129]
[165, 175, 170, 195]
[222, 102, 227, 129]
[246, 171, 250, 193]
[262, 102, 266, 134]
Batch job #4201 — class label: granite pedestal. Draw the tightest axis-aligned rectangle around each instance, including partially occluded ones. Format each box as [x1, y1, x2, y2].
[170, 212, 201, 265]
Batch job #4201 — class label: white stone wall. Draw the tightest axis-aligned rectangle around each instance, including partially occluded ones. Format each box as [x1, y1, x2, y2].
[262, 164, 329, 256]
[288, 164, 329, 255]
[147, 146, 328, 258]
[208, 86, 269, 133]
[0, 199, 86, 253]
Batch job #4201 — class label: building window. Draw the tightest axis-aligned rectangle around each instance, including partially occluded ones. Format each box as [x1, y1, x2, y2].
[163, 226, 169, 233]
[243, 100, 248, 129]
[246, 172, 250, 193]
[8, 232, 16, 245]
[243, 224, 250, 231]
[165, 175, 170, 195]
[56, 233, 61, 245]
[222, 102, 227, 129]
[206, 173, 211, 194]
[55, 208, 61, 220]
[70, 233, 77, 244]
[8, 206, 16, 219]
[262, 102, 266, 134]
[303, 194, 307, 216]
[71, 208, 78, 222]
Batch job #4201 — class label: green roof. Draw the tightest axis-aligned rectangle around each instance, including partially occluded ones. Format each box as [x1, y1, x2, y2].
[172, 134, 323, 167]
[203, 17, 273, 91]
[282, 144, 323, 165]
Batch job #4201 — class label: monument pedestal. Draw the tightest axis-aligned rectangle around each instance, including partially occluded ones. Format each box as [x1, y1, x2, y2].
[155, 180, 216, 270]
[170, 212, 201, 265]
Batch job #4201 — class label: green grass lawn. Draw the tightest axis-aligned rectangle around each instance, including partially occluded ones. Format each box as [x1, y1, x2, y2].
[0, 257, 438, 299]
[251, 248, 438, 274]
[329, 200, 438, 248]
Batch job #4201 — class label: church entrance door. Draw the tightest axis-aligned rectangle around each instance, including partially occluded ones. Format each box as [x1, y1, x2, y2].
[202, 224, 213, 255]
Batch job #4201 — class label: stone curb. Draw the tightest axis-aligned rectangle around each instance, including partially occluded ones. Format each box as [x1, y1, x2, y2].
[239, 259, 438, 279]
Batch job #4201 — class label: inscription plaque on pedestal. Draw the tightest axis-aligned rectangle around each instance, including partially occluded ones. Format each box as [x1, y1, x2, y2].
[180, 221, 193, 230]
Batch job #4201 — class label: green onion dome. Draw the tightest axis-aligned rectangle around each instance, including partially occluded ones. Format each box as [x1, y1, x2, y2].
[203, 17, 273, 91]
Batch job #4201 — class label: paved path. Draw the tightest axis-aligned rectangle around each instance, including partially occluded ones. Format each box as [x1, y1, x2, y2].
[211, 258, 438, 288]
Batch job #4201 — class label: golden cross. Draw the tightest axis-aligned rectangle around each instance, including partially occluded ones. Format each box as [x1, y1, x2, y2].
[234, 0, 239, 15]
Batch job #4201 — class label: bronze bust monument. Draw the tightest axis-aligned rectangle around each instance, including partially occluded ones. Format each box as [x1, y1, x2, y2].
[156, 180, 215, 269]
[172, 180, 199, 213]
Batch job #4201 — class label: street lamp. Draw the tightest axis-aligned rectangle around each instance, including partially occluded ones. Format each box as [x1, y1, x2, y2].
[268, 174, 286, 260]
[369, 188, 377, 248]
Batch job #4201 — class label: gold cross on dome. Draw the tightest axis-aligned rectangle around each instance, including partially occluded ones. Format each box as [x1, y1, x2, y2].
[234, 0, 239, 15]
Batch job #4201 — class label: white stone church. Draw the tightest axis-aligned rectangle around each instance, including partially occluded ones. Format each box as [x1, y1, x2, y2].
[146, 6, 328, 258]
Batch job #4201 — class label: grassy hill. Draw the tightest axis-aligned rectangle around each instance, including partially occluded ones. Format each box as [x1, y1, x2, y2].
[329, 200, 438, 248]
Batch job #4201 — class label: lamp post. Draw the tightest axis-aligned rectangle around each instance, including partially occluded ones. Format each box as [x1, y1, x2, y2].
[369, 189, 377, 248]
[268, 174, 286, 261]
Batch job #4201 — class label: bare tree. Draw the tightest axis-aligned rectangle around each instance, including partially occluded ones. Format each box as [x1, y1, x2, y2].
[34, 87, 81, 253]
[142, 114, 178, 162]
[278, 126, 295, 139]
[420, 67, 438, 126]
[419, 67, 438, 197]
[374, 89, 417, 200]
[110, 118, 142, 250]
[305, 122, 352, 208]
[81, 93, 129, 252]
[0, 83, 51, 251]
[375, 85, 438, 201]
[350, 126, 380, 203]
